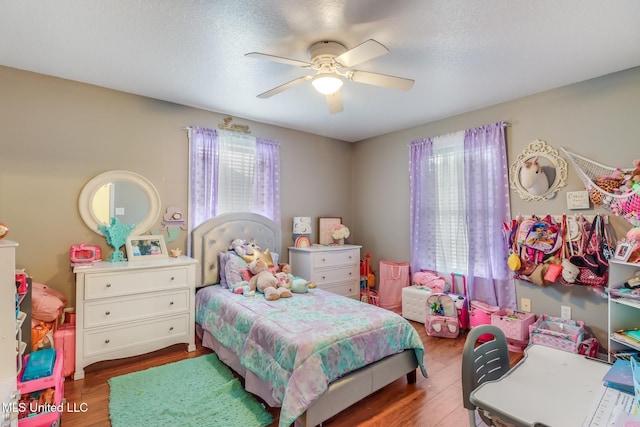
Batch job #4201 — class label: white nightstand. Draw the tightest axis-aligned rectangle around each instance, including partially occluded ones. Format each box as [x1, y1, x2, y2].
[288, 245, 361, 299]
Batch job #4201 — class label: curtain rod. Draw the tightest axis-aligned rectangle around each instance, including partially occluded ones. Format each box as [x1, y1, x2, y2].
[182, 121, 512, 132]
[182, 117, 251, 134]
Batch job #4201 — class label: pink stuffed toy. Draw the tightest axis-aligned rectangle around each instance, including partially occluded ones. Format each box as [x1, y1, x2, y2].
[412, 271, 446, 293]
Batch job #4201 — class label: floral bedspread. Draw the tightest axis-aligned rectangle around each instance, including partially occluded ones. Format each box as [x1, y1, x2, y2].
[195, 285, 426, 427]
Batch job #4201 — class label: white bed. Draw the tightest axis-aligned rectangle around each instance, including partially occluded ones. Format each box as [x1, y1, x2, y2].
[192, 212, 426, 427]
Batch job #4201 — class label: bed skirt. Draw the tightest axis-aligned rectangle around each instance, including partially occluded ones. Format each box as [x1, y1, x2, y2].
[196, 323, 420, 427]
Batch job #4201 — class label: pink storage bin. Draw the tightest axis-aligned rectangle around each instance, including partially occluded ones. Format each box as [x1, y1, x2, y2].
[491, 309, 536, 341]
[378, 260, 410, 312]
[17, 350, 64, 426]
[528, 314, 584, 353]
[469, 300, 499, 342]
[54, 323, 76, 378]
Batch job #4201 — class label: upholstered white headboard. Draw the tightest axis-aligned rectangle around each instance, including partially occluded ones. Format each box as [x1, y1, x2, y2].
[191, 212, 282, 286]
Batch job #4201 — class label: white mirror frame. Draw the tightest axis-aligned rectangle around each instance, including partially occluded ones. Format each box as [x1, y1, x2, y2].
[509, 140, 568, 201]
[79, 170, 161, 235]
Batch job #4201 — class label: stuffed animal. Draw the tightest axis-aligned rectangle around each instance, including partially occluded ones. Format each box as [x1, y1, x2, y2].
[229, 239, 255, 257]
[231, 280, 255, 297]
[290, 278, 317, 293]
[248, 258, 289, 300]
[274, 272, 293, 295]
[241, 246, 274, 267]
[278, 263, 292, 274]
[519, 156, 549, 196]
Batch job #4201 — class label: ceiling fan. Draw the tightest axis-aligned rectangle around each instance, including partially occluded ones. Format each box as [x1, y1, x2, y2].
[245, 39, 415, 114]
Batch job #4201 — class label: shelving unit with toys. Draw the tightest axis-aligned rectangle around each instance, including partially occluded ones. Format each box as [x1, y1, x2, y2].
[607, 259, 640, 362]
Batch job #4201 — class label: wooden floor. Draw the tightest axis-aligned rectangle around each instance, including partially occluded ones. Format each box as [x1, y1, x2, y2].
[61, 321, 523, 427]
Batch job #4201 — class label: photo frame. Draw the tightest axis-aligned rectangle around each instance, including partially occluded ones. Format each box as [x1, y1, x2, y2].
[614, 241, 635, 262]
[318, 217, 342, 244]
[126, 235, 168, 260]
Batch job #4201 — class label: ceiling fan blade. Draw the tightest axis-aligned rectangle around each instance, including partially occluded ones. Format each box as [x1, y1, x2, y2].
[335, 39, 389, 68]
[348, 70, 414, 91]
[257, 76, 311, 98]
[245, 52, 312, 68]
[326, 91, 344, 114]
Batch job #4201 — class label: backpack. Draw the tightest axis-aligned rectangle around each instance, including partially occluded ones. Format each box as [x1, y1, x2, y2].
[425, 293, 460, 338]
[524, 214, 560, 254]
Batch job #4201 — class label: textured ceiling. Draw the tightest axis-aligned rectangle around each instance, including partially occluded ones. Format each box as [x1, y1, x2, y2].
[1, 1, 640, 142]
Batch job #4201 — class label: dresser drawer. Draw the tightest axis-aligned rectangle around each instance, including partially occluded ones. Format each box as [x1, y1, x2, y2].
[319, 282, 359, 299]
[312, 249, 358, 268]
[84, 267, 188, 300]
[83, 313, 190, 357]
[83, 289, 189, 328]
[311, 265, 358, 285]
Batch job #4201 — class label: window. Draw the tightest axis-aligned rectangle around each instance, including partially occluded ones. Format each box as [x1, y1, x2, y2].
[409, 122, 515, 307]
[431, 132, 468, 273]
[188, 127, 280, 230]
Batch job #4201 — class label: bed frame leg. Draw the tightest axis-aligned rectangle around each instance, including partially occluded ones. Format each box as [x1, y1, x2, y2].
[407, 369, 417, 384]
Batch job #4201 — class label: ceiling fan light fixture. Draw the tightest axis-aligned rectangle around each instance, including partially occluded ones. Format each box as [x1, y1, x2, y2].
[311, 74, 343, 95]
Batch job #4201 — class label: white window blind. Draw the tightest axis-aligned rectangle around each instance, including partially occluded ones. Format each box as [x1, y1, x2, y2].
[217, 131, 256, 214]
[432, 131, 468, 274]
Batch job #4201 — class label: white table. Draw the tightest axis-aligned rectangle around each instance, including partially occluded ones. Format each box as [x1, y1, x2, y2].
[470, 344, 612, 427]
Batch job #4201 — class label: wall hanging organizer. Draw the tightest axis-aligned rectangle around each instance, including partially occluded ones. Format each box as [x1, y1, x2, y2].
[562, 147, 640, 226]
[504, 213, 613, 293]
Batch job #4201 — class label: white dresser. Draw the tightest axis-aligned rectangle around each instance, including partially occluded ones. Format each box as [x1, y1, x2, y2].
[73, 256, 197, 380]
[288, 245, 361, 299]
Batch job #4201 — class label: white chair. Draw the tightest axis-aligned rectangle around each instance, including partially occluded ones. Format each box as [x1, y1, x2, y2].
[461, 325, 511, 427]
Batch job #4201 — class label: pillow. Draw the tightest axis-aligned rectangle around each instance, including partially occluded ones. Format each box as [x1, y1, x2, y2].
[224, 252, 248, 287]
[32, 282, 67, 322]
[218, 252, 229, 287]
[240, 265, 277, 283]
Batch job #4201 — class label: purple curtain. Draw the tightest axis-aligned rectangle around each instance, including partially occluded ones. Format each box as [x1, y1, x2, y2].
[409, 122, 515, 308]
[254, 137, 281, 225]
[189, 126, 219, 229]
[463, 122, 515, 308]
[409, 137, 437, 272]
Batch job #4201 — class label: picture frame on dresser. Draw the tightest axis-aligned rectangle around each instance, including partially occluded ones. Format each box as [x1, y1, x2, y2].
[126, 235, 168, 260]
[318, 217, 342, 244]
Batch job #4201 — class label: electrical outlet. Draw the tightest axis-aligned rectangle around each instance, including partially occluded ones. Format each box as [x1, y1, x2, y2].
[521, 298, 531, 313]
[561, 305, 572, 320]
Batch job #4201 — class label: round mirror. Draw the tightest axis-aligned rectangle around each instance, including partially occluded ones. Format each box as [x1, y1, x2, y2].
[510, 140, 568, 201]
[79, 170, 161, 235]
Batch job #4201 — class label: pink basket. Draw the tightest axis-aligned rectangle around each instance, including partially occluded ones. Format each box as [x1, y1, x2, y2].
[491, 309, 536, 341]
[528, 314, 584, 353]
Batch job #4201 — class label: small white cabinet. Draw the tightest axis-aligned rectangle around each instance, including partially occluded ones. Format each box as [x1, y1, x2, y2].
[288, 245, 361, 299]
[607, 259, 640, 362]
[73, 256, 197, 380]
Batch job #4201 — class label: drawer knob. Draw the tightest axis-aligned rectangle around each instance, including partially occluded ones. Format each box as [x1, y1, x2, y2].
[169, 326, 174, 331]
[105, 339, 110, 344]
[349, 272, 352, 276]
[106, 283, 111, 288]
[170, 276, 175, 281]
[349, 256, 352, 259]
[105, 311, 110, 316]
[322, 276, 326, 280]
[169, 301, 174, 306]
[321, 258, 326, 262]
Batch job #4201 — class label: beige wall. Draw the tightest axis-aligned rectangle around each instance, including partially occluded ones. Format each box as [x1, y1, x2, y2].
[0, 66, 354, 306]
[3, 64, 638, 346]
[353, 66, 640, 346]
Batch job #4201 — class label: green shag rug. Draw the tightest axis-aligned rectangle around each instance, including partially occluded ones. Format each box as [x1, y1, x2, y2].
[108, 354, 273, 427]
